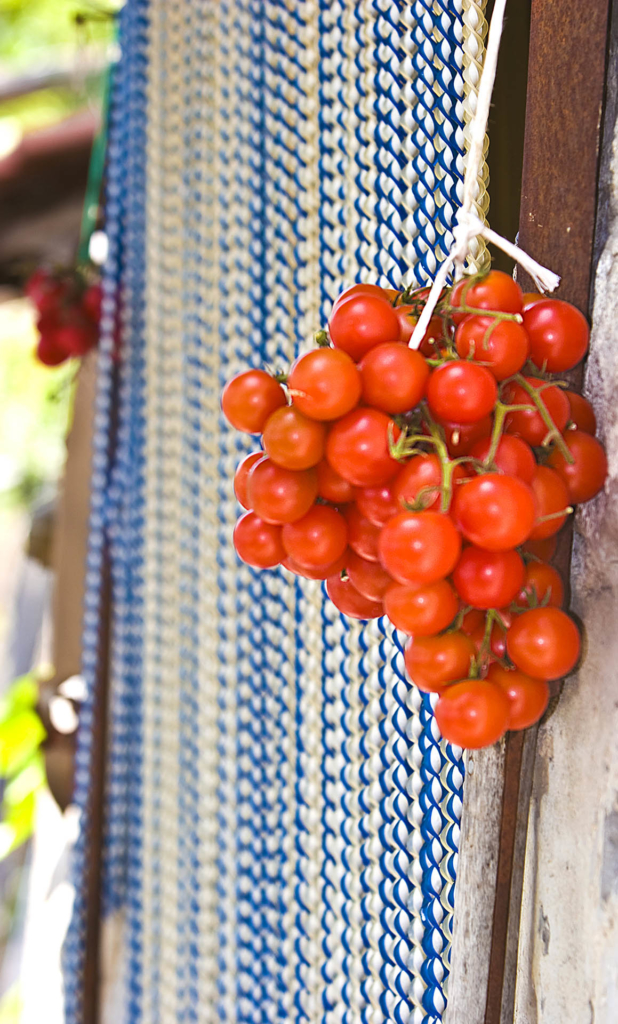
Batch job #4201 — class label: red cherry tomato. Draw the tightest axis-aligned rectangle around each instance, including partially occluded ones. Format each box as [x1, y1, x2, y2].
[358, 343, 429, 414]
[515, 560, 564, 609]
[427, 360, 498, 424]
[395, 305, 442, 347]
[503, 377, 570, 447]
[523, 298, 589, 372]
[282, 505, 347, 569]
[247, 458, 318, 524]
[486, 664, 549, 730]
[221, 369, 286, 434]
[435, 679, 511, 749]
[521, 535, 558, 561]
[82, 283, 103, 322]
[461, 608, 485, 637]
[452, 473, 536, 551]
[326, 574, 384, 620]
[329, 293, 400, 361]
[283, 551, 347, 579]
[346, 551, 393, 601]
[233, 512, 286, 568]
[547, 430, 607, 504]
[528, 466, 571, 540]
[521, 292, 544, 311]
[392, 453, 465, 512]
[331, 283, 393, 314]
[404, 632, 476, 693]
[506, 607, 581, 679]
[464, 609, 513, 660]
[344, 505, 381, 561]
[469, 434, 536, 484]
[234, 452, 264, 508]
[450, 270, 523, 319]
[384, 579, 459, 636]
[36, 333, 69, 366]
[564, 390, 596, 435]
[288, 348, 361, 421]
[326, 408, 401, 486]
[455, 316, 529, 380]
[51, 319, 96, 357]
[316, 460, 358, 504]
[262, 406, 326, 470]
[355, 482, 400, 527]
[378, 510, 461, 585]
[441, 416, 493, 457]
[452, 547, 525, 610]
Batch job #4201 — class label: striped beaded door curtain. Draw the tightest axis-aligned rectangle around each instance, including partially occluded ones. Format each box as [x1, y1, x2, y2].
[63, 1, 490, 1021]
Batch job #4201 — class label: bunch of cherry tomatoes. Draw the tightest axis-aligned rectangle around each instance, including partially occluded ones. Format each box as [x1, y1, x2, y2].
[25, 267, 102, 366]
[222, 270, 606, 749]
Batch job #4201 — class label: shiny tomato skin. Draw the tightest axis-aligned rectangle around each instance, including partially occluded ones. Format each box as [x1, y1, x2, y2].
[503, 377, 570, 447]
[329, 293, 400, 360]
[486, 664, 550, 730]
[221, 369, 286, 433]
[427, 360, 498, 424]
[565, 390, 596, 435]
[344, 505, 381, 562]
[356, 482, 400, 527]
[316, 460, 358, 504]
[435, 679, 511, 749]
[282, 505, 348, 569]
[234, 452, 264, 509]
[455, 315, 529, 380]
[282, 551, 347, 580]
[515, 560, 564, 609]
[442, 416, 493, 457]
[262, 405, 326, 470]
[522, 292, 544, 311]
[521, 535, 558, 561]
[547, 430, 608, 504]
[326, 574, 384, 620]
[346, 551, 393, 601]
[326, 408, 401, 486]
[384, 579, 459, 636]
[523, 298, 589, 372]
[247, 458, 318, 524]
[506, 607, 581, 679]
[528, 466, 570, 540]
[469, 434, 536, 484]
[332, 283, 393, 315]
[359, 343, 430, 414]
[452, 547, 525, 610]
[392, 453, 465, 512]
[378, 510, 462, 585]
[404, 631, 476, 693]
[395, 305, 443, 347]
[233, 512, 286, 568]
[450, 270, 523, 318]
[288, 348, 361, 421]
[452, 473, 536, 551]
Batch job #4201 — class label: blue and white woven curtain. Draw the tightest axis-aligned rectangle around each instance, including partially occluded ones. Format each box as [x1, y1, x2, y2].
[63, 2, 488, 1021]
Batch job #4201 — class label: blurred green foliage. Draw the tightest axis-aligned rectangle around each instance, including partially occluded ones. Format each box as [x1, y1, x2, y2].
[0, 674, 46, 860]
[0, 301, 74, 508]
[0, 0, 119, 69]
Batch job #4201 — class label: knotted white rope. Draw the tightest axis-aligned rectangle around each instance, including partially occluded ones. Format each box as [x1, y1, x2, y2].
[409, 0, 560, 350]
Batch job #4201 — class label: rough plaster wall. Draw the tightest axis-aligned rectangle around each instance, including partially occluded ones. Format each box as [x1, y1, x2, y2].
[513, 17, 618, 1022]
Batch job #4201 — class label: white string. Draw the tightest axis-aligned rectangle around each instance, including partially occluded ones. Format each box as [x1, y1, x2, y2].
[409, 0, 560, 351]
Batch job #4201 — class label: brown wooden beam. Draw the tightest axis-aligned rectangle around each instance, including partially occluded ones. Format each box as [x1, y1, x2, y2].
[484, 1, 613, 1021]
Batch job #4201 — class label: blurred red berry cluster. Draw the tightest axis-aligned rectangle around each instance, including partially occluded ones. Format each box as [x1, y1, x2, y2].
[25, 267, 102, 366]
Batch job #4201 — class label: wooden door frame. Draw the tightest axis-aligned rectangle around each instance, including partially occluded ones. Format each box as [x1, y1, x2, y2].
[447, 1, 614, 1021]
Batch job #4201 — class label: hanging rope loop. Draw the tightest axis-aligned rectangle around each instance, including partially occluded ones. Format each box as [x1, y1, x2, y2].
[409, 0, 560, 350]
